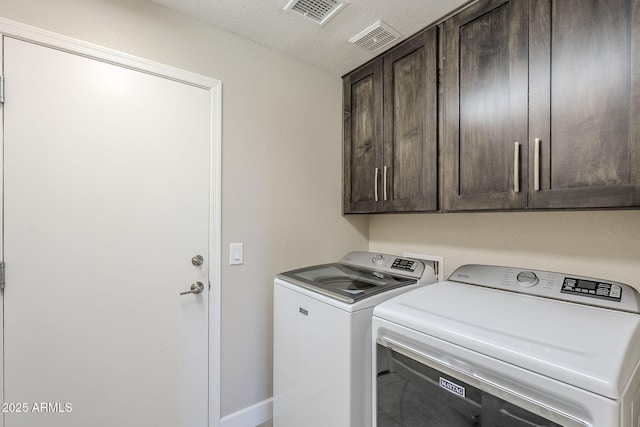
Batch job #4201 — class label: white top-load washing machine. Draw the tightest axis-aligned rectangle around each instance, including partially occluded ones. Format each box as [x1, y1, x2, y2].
[373, 264, 640, 427]
[273, 251, 437, 427]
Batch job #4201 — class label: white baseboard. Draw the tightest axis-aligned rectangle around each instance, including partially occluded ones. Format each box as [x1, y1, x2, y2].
[220, 398, 273, 427]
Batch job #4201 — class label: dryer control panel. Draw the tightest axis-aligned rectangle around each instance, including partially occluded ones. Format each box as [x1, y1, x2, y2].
[561, 277, 622, 301]
[449, 265, 640, 313]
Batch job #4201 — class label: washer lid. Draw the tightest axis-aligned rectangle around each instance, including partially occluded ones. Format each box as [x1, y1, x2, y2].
[277, 263, 417, 304]
[373, 281, 640, 399]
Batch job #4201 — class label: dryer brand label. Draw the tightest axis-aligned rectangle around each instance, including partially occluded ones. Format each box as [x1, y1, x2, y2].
[439, 377, 465, 398]
[299, 307, 308, 316]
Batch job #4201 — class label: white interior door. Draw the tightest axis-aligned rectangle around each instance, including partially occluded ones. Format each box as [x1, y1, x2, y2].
[2, 36, 211, 426]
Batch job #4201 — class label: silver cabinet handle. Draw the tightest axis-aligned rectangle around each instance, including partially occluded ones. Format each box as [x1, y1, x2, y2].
[374, 167, 379, 202]
[534, 137, 540, 191]
[514, 141, 520, 193]
[383, 165, 388, 201]
[191, 255, 204, 266]
[180, 281, 204, 295]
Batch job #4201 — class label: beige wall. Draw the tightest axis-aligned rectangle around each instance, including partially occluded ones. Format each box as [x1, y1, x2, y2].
[0, 0, 368, 418]
[369, 210, 640, 289]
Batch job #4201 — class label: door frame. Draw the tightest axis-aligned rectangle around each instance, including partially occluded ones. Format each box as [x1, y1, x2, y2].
[0, 18, 223, 427]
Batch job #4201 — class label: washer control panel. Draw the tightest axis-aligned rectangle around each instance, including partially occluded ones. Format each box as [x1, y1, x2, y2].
[339, 251, 436, 286]
[391, 258, 418, 272]
[371, 254, 385, 265]
[449, 264, 640, 313]
[369, 254, 418, 272]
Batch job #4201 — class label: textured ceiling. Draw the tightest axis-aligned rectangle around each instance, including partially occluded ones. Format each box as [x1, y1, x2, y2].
[150, 0, 470, 76]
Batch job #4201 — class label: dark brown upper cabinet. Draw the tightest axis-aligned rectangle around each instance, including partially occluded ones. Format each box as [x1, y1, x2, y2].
[443, 0, 640, 211]
[343, 59, 383, 214]
[442, 0, 529, 211]
[345, 0, 640, 214]
[343, 27, 438, 214]
[528, 0, 640, 208]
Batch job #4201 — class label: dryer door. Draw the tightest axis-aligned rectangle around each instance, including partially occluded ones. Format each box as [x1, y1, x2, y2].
[377, 346, 566, 427]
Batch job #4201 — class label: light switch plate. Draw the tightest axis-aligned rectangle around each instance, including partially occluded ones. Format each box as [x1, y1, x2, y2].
[230, 243, 244, 265]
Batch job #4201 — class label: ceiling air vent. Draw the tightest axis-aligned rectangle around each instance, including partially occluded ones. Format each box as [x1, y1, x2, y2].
[284, 0, 347, 26]
[350, 21, 402, 53]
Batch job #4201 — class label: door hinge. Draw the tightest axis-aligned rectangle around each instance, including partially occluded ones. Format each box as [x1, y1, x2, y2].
[0, 262, 5, 288]
[0, 75, 5, 104]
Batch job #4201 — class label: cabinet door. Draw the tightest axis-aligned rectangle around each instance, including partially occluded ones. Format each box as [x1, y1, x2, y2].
[343, 59, 383, 213]
[383, 27, 439, 212]
[442, 0, 529, 211]
[529, 0, 640, 208]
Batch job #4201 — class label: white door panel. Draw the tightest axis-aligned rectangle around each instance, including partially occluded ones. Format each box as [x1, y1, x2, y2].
[3, 37, 210, 426]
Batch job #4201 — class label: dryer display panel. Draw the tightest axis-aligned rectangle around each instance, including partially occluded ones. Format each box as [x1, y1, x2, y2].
[561, 277, 622, 301]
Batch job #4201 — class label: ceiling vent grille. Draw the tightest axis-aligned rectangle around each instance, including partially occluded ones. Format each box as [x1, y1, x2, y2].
[284, 0, 347, 26]
[349, 21, 402, 53]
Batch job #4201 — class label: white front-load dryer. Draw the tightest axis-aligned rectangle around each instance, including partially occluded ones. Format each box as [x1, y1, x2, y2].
[273, 251, 437, 427]
[373, 264, 640, 427]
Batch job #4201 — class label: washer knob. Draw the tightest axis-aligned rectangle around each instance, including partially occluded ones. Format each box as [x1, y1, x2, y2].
[517, 271, 539, 287]
[372, 254, 384, 265]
